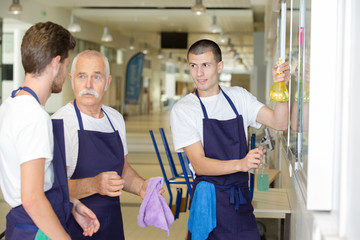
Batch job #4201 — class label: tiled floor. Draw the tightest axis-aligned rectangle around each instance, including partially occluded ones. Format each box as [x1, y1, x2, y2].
[0, 111, 280, 240]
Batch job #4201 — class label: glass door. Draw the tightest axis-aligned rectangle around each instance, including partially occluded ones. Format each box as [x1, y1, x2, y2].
[0, 18, 3, 104]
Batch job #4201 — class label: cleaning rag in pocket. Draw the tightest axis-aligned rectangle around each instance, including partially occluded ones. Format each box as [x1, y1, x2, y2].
[188, 181, 216, 240]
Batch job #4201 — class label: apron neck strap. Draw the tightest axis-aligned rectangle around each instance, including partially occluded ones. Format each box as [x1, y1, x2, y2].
[195, 89, 209, 119]
[73, 99, 84, 130]
[195, 86, 239, 119]
[73, 99, 116, 131]
[103, 110, 116, 131]
[221, 88, 239, 116]
[11, 86, 40, 104]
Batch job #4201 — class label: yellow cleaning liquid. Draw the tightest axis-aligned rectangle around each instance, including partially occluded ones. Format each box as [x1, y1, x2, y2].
[295, 81, 310, 102]
[269, 58, 289, 102]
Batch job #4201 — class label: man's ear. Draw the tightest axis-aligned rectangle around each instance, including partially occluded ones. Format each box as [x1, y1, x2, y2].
[51, 56, 61, 73]
[217, 61, 224, 73]
[69, 73, 74, 90]
[105, 75, 112, 91]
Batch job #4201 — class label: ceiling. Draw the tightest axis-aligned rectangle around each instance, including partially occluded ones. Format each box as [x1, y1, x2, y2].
[30, 0, 270, 71]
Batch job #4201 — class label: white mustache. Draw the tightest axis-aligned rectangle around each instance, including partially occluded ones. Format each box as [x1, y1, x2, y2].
[78, 89, 99, 98]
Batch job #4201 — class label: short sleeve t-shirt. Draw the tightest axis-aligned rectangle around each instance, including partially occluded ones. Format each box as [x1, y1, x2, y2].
[170, 86, 264, 152]
[0, 96, 54, 207]
[51, 102, 128, 178]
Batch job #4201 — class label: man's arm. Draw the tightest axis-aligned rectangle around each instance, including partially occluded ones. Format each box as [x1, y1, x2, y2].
[68, 171, 125, 199]
[21, 159, 71, 240]
[256, 62, 290, 131]
[121, 155, 146, 198]
[121, 155, 165, 199]
[70, 198, 100, 237]
[256, 103, 288, 131]
[184, 141, 264, 176]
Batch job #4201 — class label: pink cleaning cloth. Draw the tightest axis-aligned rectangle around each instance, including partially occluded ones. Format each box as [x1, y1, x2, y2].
[137, 177, 174, 236]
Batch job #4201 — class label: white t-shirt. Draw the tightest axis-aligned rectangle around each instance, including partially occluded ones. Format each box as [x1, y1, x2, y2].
[51, 102, 128, 178]
[170, 86, 264, 152]
[0, 96, 54, 208]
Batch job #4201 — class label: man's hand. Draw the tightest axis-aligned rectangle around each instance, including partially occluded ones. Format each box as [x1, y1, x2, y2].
[139, 179, 165, 199]
[241, 148, 265, 172]
[272, 61, 291, 83]
[71, 198, 100, 237]
[93, 171, 125, 197]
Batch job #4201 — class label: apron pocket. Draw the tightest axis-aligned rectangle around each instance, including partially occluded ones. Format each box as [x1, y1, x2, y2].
[11, 223, 38, 240]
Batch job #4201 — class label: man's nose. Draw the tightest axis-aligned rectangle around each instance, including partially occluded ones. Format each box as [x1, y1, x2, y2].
[197, 67, 204, 77]
[85, 77, 93, 88]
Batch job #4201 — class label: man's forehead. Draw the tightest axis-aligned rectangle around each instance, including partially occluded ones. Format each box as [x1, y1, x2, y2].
[188, 51, 216, 63]
[76, 69, 104, 75]
[75, 57, 105, 73]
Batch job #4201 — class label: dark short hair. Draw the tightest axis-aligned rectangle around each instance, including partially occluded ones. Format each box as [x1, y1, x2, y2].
[21, 21, 76, 75]
[187, 39, 222, 62]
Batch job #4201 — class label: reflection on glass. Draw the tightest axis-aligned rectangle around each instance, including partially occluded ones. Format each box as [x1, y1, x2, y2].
[0, 18, 2, 105]
[287, 0, 311, 175]
[287, 0, 299, 160]
[300, 0, 311, 174]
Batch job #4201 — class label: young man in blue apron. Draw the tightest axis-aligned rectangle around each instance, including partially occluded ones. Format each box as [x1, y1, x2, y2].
[52, 50, 153, 239]
[170, 39, 290, 239]
[0, 22, 99, 240]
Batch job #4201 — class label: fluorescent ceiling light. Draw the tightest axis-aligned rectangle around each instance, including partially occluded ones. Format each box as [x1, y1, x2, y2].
[9, 0, 22, 15]
[208, 15, 222, 33]
[142, 43, 149, 54]
[129, 37, 135, 50]
[67, 15, 81, 33]
[218, 29, 229, 44]
[192, 0, 206, 15]
[101, 27, 113, 42]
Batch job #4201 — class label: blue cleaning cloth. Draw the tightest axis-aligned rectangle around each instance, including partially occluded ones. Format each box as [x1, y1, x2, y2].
[188, 181, 216, 240]
[138, 177, 174, 236]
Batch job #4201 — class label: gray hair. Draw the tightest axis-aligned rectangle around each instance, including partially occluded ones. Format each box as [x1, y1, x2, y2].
[71, 50, 110, 90]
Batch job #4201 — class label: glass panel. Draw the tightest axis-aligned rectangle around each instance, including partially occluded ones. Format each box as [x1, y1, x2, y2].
[298, 0, 311, 174]
[0, 18, 2, 104]
[288, 0, 300, 158]
[288, 0, 311, 176]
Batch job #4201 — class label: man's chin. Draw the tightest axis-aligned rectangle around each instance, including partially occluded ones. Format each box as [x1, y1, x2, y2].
[51, 87, 62, 94]
[76, 96, 100, 104]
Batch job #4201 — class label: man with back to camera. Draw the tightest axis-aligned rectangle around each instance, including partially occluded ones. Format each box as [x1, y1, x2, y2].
[0, 22, 99, 240]
[52, 50, 158, 239]
[170, 39, 290, 239]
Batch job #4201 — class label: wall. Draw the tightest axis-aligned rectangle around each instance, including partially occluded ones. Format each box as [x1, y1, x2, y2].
[277, 136, 312, 240]
[252, 32, 266, 103]
[275, 1, 360, 239]
[148, 55, 164, 113]
[347, 1, 360, 238]
[231, 74, 250, 91]
[0, 0, 166, 116]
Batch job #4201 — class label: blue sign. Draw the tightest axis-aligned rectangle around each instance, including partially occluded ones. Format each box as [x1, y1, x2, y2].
[125, 52, 145, 104]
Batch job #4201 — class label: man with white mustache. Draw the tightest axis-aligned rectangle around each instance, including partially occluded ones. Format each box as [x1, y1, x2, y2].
[78, 88, 99, 98]
[52, 50, 151, 239]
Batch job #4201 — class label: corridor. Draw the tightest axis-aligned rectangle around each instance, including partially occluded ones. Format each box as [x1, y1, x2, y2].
[121, 111, 190, 240]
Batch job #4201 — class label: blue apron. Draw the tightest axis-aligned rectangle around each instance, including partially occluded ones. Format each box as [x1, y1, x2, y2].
[189, 88, 260, 240]
[6, 87, 72, 239]
[67, 99, 125, 239]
